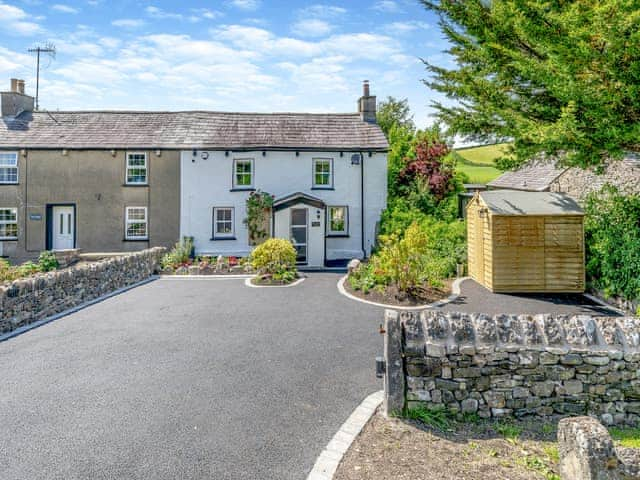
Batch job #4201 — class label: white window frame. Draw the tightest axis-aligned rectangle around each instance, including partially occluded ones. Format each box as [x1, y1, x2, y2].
[0, 207, 18, 240]
[213, 207, 235, 239]
[125, 152, 148, 185]
[0, 152, 18, 184]
[327, 206, 348, 235]
[312, 158, 333, 188]
[125, 206, 148, 240]
[233, 158, 254, 189]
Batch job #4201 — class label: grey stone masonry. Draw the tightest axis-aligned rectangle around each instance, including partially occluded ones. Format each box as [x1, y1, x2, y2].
[558, 416, 640, 479]
[384, 309, 640, 425]
[0, 247, 165, 335]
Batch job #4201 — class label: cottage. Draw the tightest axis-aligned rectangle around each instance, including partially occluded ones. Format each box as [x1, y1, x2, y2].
[0, 79, 388, 266]
[466, 190, 585, 293]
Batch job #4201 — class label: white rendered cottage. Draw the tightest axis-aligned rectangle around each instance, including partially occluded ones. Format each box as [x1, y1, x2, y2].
[179, 82, 388, 267]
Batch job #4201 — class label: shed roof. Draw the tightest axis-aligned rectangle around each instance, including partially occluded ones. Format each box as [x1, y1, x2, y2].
[0, 111, 389, 151]
[479, 190, 584, 216]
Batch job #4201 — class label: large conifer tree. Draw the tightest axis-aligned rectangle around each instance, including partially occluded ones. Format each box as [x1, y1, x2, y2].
[422, 0, 640, 168]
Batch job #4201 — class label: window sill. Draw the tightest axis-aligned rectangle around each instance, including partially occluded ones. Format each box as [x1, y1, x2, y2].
[0, 237, 18, 241]
[230, 188, 256, 192]
[123, 183, 149, 187]
[210, 237, 237, 241]
[0, 182, 19, 186]
[123, 238, 149, 242]
[311, 187, 334, 190]
[326, 234, 350, 238]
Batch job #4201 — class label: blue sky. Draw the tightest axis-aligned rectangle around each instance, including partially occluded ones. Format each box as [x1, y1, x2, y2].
[0, 0, 453, 128]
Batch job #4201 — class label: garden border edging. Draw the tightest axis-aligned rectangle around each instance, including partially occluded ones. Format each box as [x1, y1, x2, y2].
[336, 275, 468, 310]
[306, 390, 383, 480]
[244, 276, 306, 288]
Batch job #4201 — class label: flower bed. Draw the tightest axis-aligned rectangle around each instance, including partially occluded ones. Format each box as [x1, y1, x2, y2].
[0, 251, 61, 285]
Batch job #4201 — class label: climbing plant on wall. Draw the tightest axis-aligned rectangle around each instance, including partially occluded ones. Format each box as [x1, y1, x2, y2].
[244, 190, 274, 246]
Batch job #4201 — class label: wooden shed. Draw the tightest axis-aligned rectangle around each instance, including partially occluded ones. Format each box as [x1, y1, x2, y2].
[466, 190, 585, 293]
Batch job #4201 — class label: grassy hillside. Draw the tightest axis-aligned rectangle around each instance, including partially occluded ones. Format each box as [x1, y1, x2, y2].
[454, 143, 507, 184]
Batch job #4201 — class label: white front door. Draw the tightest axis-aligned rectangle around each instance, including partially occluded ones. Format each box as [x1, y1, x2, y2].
[290, 208, 308, 264]
[52, 206, 74, 250]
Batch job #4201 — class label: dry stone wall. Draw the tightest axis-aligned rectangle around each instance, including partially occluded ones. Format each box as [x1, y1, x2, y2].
[383, 310, 640, 426]
[0, 247, 165, 335]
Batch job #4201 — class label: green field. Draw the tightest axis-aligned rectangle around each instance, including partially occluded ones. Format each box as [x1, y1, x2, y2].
[454, 143, 507, 184]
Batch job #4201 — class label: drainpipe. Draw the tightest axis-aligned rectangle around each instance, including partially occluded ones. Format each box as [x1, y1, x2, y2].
[360, 151, 366, 259]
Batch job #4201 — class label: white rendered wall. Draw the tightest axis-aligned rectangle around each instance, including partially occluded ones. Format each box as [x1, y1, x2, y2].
[180, 150, 388, 261]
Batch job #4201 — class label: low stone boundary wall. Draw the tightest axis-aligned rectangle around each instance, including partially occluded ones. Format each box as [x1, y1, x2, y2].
[558, 416, 640, 479]
[383, 310, 640, 425]
[0, 247, 165, 335]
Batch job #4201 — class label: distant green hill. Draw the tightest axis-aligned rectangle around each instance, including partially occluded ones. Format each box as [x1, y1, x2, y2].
[454, 143, 507, 184]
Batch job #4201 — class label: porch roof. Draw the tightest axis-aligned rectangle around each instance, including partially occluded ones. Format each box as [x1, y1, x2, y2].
[273, 192, 325, 211]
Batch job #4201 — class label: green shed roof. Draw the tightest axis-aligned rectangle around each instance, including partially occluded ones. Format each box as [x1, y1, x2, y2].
[479, 190, 584, 216]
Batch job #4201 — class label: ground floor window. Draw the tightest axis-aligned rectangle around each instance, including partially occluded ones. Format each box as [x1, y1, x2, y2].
[213, 207, 234, 239]
[0, 208, 17, 239]
[328, 206, 348, 235]
[125, 206, 148, 240]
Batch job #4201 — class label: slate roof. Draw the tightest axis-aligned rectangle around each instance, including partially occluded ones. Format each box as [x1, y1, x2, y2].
[0, 111, 389, 151]
[479, 190, 584, 216]
[488, 162, 566, 191]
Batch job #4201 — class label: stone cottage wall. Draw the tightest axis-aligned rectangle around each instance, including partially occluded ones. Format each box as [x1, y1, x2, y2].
[383, 310, 640, 426]
[0, 247, 165, 335]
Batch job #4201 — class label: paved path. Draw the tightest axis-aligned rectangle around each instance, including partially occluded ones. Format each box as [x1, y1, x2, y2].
[439, 278, 618, 316]
[0, 274, 382, 480]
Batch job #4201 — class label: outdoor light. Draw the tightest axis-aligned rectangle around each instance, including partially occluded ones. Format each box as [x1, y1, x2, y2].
[110, 149, 116, 157]
[155, 149, 161, 156]
[225, 151, 229, 157]
[376, 356, 386, 378]
[295, 151, 299, 157]
[62, 149, 68, 156]
[192, 149, 197, 157]
[340, 152, 344, 157]
[262, 151, 266, 157]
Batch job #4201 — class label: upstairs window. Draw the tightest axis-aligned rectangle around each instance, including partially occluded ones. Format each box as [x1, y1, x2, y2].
[213, 207, 234, 239]
[0, 152, 18, 184]
[328, 206, 348, 235]
[0, 208, 18, 239]
[125, 206, 148, 240]
[233, 159, 254, 189]
[313, 158, 333, 188]
[126, 152, 147, 185]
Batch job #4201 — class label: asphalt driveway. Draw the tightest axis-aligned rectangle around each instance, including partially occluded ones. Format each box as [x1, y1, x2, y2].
[0, 274, 382, 480]
[439, 278, 618, 316]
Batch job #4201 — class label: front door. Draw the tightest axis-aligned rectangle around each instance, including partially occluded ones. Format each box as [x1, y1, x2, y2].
[290, 208, 308, 264]
[52, 206, 75, 250]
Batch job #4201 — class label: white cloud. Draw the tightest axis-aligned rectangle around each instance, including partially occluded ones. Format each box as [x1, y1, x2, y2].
[384, 21, 429, 35]
[52, 4, 78, 14]
[111, 18, 145, 28]
[373, 0, 401, 13]
[291, 19, 332, 38]
[192, 8, 222, 20]
[228, 0, 260, 11]
[0, 2, 44, 35]
[299, 4, 347, 18]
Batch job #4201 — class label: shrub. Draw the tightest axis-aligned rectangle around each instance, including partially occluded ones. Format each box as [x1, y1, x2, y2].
[584, 185, 640, 301]
[161, 237, 194, 270]
[351, 217, 466, 299]
[37, 251, 59, 272]
[250, 238, 297, 276]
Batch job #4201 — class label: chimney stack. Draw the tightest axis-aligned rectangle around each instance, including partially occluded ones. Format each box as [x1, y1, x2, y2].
[358, 80, 376, 123]
[1, 78, 34, 117]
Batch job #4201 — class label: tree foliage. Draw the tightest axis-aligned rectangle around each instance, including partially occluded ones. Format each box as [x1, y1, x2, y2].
[584, 185, 640, 302]
[422, 0, 640, 169]
[377, 96, 415, 138]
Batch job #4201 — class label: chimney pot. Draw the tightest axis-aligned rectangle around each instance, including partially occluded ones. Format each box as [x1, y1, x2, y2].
[2, 78, 34, 117]
[357, 80, 376, 123]
[10, 78, 18, 92]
